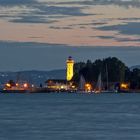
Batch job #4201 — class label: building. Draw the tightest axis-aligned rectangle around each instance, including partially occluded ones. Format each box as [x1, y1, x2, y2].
[45, 56, 76, 92]
[45, 79, 77, 92]
[45, 79, 68, 91]
[66, 56, 74, 81]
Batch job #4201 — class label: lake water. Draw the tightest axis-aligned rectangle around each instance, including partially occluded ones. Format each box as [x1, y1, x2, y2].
[0, 93, 140, 140]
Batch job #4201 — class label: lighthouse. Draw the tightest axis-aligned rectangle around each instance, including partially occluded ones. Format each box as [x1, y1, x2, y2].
[66, 56, 74, 81]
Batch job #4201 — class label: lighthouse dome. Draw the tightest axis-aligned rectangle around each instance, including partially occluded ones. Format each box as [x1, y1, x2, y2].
[68, 56, 72, 60]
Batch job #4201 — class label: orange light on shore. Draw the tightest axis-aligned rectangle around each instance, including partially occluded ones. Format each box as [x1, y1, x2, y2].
[85, 83, 92, 91]
[71, 85, 76, 89]
[6, 83, 11, 87]
[16, 83, 19, 86]
[121, 83, 129, 89]
[23, 83, 28, 88]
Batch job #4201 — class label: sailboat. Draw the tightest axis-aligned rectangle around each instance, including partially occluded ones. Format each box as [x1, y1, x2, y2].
[95, 73, 102, 93]
[78, 75, 86, 93]
[104, 64, 115, 93]
[94, 69, 115, 94]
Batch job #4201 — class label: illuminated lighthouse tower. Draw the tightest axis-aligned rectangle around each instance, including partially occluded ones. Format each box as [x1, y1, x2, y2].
[66, 56, 74, 81]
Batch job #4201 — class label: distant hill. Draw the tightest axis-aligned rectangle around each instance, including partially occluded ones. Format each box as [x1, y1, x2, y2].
[130, 65, 140, 71]
[0, 69, 66, 87]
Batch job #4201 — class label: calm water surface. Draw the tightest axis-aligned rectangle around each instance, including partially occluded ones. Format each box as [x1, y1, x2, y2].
[0, 93, 140, 140]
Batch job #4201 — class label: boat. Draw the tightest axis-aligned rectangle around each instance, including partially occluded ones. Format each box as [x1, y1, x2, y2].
[0, 80, 30, 93]
[94, 73, 102, 93]
[77, 75, 93, 94]
[94, 72, 115, 94]
[79, 75, 86, 91]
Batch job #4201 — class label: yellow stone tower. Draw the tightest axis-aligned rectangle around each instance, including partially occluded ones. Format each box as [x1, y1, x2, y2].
[66, 56, 74, 81]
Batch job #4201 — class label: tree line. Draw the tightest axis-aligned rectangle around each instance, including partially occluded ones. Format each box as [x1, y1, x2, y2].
[72, 57, 140, 89]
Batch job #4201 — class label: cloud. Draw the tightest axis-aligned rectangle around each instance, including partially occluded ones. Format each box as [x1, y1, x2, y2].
[0, 1, 91, 23]
[10, 15, 57, 24]
[34, 5, 89, 16]
[96, 35, 140, 42]
[0, 0, 140, 46]
[1, 0, 140, 24]
[0, 0, 36, 6]
[116, 38, 140, 42]
[47, 0, 140, 8]
[0, 41, 65, 48]
[49, 26, 72, 29]
[97, 22, 140, 36]
[95, 36, 115, 39]
[10, 6, 90, 23]
[51, 0, 140, 7]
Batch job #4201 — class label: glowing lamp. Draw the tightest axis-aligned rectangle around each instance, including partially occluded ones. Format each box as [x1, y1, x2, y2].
[6, 83, 11, 87]
[23, 83, 28, 88]
[16, 83, 19, 86]
[85, 83, 92, 91]
[121, 83, 128, 89]
[72, 85, 76, 88]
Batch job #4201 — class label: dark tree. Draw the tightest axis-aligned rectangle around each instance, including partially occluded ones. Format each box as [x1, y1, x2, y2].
[73, 57, 127, 84]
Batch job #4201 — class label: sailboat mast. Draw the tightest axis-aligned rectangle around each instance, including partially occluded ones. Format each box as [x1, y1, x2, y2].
[106, 64, 109, 90]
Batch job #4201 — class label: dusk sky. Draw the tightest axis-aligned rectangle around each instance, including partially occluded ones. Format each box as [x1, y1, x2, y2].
[0, 0, 140, 71]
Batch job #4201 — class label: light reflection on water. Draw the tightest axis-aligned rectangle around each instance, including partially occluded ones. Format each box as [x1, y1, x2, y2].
[0, 93, 140, 140]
